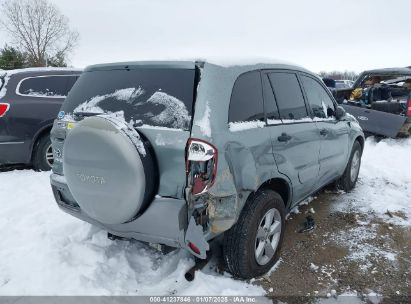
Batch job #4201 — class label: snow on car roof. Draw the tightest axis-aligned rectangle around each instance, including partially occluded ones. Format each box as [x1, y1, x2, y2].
[85, 57, 306, 72]
[5, 67, 82, 76]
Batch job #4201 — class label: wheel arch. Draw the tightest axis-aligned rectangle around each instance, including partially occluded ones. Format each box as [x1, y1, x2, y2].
[355, 135, 365, 154]
[30, 123, 53, 162]
[258, 177, 291, 209]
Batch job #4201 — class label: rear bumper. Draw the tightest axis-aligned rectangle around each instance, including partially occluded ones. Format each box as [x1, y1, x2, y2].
[50, 173, 188, 248]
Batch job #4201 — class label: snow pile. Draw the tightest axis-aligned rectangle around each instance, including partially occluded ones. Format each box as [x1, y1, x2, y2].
[0, 171, 265, 296]
[339, 137, 411, 226]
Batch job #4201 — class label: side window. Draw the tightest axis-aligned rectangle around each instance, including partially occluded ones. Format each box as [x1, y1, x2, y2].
[301, 75, 336, 119]
[262, 74, 280, 122]
[229, 71, 265, 123]
[18, 76, 73, 97]
[268, 73, 308, 120]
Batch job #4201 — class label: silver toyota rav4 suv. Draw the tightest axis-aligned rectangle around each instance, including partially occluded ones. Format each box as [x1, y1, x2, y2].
[50, 61, 364, 279]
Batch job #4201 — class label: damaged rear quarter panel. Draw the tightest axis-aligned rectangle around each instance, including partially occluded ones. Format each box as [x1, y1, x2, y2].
[189, 63, 311, 235]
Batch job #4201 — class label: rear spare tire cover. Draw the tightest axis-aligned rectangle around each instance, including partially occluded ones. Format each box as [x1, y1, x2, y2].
[63, 115, 150, 225]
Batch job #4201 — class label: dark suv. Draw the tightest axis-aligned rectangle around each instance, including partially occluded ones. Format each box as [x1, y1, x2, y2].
[0, 68, 81, 170]
[50, 61, 364, 279]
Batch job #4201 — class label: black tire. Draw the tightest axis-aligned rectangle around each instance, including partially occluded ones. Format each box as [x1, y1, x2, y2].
[338, 140, 362, 192]
[32, 135, 53, 171]
[223, 189, 285, 279]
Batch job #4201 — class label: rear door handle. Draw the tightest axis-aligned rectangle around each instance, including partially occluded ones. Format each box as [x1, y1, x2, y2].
[278, 133, 292, 142]
[320, 129, 328, 136]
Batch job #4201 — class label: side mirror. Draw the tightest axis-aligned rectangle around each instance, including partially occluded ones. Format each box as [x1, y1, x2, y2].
[336, 106, 346, 120]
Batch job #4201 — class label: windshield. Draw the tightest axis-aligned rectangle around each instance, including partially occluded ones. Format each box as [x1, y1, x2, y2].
[61, 68, 196, 130]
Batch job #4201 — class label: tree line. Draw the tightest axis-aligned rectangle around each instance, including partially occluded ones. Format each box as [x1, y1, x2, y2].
[319, 70, 359, 81]
[0, 0, 78, 70]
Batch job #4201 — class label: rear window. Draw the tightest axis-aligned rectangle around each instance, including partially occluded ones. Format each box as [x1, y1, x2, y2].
[228, 71, 265, 123]
[62, 68, 196, 130]
[18, 75, 77, 97]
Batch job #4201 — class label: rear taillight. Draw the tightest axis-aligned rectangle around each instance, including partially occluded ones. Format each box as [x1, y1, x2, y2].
[185, 138, 218, 195]
[0, 103, 10, 117]
[407, 99, 411, 116]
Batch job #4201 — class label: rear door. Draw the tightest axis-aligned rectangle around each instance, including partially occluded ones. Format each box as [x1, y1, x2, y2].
[265, 71, 321, 204]
[300, 74, 349, 185]
[225, 71, 276, 192]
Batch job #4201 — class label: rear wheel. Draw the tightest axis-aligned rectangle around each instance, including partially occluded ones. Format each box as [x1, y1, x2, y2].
[223, 189, 285, 279]
[338, 140, 362, 191]
[33, 135, 53, 171]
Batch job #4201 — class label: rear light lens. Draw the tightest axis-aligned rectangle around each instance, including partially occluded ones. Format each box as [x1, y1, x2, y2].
[0, 103, 10, 117]
[188, 242, 201, 255]
[186, 138, 218, 195]
[407, 99, 411, 116]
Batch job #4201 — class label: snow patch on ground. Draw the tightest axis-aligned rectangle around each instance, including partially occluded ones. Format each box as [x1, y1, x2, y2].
[0, 171, 264, 296]
[329, 225, 397, 271]
[289, 196, 316, 215]
[336, 137, 411, 226]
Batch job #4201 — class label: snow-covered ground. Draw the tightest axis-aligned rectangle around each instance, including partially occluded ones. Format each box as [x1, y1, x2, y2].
[337, 137, 411, 226]
[0, 137, 410, 295]
[0, 174, 264, 295]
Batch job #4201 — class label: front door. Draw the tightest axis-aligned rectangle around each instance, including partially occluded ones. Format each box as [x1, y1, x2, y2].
[299, 74, 349, 185]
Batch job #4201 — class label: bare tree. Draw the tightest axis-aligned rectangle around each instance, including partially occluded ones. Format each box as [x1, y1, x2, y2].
[0, 0, 79, 67]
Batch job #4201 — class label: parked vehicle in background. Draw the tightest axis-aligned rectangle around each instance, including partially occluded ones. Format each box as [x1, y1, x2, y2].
[331, 68, 411, 138]
[50, 60, 364, 279]
[335, 79, 354, 89]
[0, 68, 81, 170]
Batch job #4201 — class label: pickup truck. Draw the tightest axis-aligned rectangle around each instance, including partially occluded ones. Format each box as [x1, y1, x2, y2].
[331, 68, 411, 138]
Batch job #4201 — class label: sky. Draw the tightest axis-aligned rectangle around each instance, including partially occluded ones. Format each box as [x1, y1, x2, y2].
[1, 0, 410, 73]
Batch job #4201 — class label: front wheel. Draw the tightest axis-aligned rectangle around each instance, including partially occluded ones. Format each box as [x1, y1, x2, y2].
[223, 189, 285, 279]
[338, 140, 362, 192]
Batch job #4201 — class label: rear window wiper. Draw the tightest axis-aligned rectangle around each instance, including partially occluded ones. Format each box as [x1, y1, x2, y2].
[73, 111, 103, 118]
